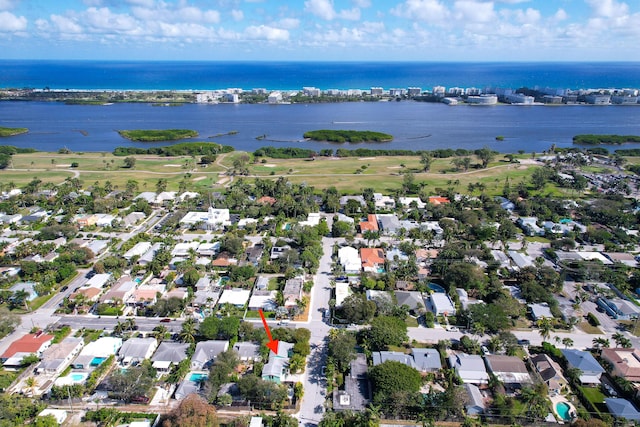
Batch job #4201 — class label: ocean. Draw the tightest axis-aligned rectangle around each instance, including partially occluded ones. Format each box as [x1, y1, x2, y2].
[1, 61, 640, 154]
[1, 60, 640, 91]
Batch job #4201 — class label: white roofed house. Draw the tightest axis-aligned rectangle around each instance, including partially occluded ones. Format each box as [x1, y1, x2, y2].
[484, 355, 532, 389]
[180, 207, 231, 230]
[218, 288, 251, 308]
[428, 293, 456, 316]
[338, 246, 361, 274]
[248, 290, 278, 311]
[123, 242, 152, 261]
[151, 342, 190, 373]
[335, 282, 351, 307]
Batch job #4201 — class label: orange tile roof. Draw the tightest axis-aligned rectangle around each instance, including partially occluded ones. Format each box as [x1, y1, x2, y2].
[359, 214, 379, 232]
[428, 196, 450, 205]
[257, 196, 277, 206]
[360, 248, 385, 268]
[1, 332, 54, 359]
[71, 287, 102, 300]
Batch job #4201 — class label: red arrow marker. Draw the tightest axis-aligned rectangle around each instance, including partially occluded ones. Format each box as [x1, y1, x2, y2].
[259, 309, 279, 355]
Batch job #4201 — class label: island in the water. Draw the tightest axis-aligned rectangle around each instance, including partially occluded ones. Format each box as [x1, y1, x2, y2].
[118, 129, 199, 142]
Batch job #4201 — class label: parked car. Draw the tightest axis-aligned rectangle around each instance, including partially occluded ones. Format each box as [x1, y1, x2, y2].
[60, 285, 68, 292]
[517, 339, 531, 346]
[160, 318, 171, 323]
[446, 326, 459, 332]
[130, 396, 149, 404]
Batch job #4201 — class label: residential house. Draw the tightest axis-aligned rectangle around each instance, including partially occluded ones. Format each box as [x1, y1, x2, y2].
[254, 276, 269, 291]
[270, 245, 291, 260]
[601, 348, 640, 382]
[508, 250, 534, 270]
[335, 282, 351, 307]
[360, 248, 385, 273]
[35, 337, 84, 375]
[605, 398, 640, 421]
[282, 277, 303, 308]
[85, 273, 112, 289]
[131, 284, 165, 306]
[38, 409, 67, 425]
[100, 277, 136, 304]
[359, 214, 379, 233]
[151, 342, 190, 373]
[118, 337, 158, 367]
[411, 348, 443, 373]
[191, 340, 229, 370]
[139, 243, 162, 266]
[9, 282, 38, 302]
[124, 242, 152, 261]
[262, 342, 294, 383]
[1, 332, 54, 367]
[338, 246, 361, 274]
[95, 214, 116, 227]
[121, 212, 146, 228]
[428, 196, 450, 205]
[517, 217, 544, 236]
[464, 383, 486, 416]
[372, 351, 416, 368]
[72, 337, 122, 369]
[74, 214, 98, 228]
[484, 355, 531, 388]
[248, 290, 278, 311]
[398, 197, 426, 209]
[530, 353, 567, 395]
[180, 207, 231, 230]
[333, 354, 370, 411]
[171, 241, 200, 257]
[154, 191, 177, 206]
[597, 297, 640, 320]
[377, 214, 400, 235]
[428, 293, 456, 316]
[529, 303, 554, 321]
[135, 192, 157, 203]
[448, 353, 489, 384]
[339, 195, 366, 208]
[395, 291, 424, 314]
[197, 242, 220, 257]
[218, 288, 251, 308]
[70, 287, 102, 303]
[232, 342, 262, 362]
[561, 349, 605, 384]
[373, 193, 395, 210]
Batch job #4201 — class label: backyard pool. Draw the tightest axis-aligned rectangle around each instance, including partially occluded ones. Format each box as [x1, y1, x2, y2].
[55, 372, 89, 386]
[189, 372, 208, 382]
[429, 283, 446, 293]
[555, 402, 573, 421]
[90, 357, 106, 367]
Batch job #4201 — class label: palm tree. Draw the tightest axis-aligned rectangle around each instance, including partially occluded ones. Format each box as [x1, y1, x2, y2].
[124, 318, 136, 332]
[537, 317, 553, 341]
[24, 376, 38, 395]
[562, 337, 574, 348]
[612, 332, 626, 347]
[179, 318, 197, 343]
[592, 337, 610, 350]
[153, 325, 168, 342]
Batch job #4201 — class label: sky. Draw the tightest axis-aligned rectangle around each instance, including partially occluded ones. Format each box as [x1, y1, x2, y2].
[0, 0, 638, 61]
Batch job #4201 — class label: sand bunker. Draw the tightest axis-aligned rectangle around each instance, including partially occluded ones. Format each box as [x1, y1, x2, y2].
[358, 157, 376, 160]
[56, 164, 72, 168]
[263, 164, 276, 167]
[192, 176, 207, 182]
[163, 164, 182, 167]
[216, 177, 230, 185]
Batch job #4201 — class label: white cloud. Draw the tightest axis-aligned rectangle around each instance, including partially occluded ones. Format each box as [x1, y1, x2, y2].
[305, 0, 337, 20]
[353, 0, 371, 7]
[50, 14, 84, 34]
[304, 0, 361, 21]
[231, 9, 244, 21]
[390, 0, 450, 24]
[553, 8, 567, 21]
[0, 0, 18, 10]
[277, 18, 300, 29]
[244, 25, 289, 41]
[454, 1, 495, 23]
[0, 10, 26, 32]
[84, 7, 138, 32]
[126, 0, 155, 7]
[586, 0, 629, 19]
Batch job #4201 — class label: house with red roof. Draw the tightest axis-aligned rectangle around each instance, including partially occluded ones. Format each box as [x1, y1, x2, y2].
[360, 248, 385, 273]
[359, 214, 379, 233]
[1, 332, 54, 366]
[428, 196, 450, 205]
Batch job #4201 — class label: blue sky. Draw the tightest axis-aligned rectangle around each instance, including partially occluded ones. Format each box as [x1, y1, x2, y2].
[0, 0, 638, 61]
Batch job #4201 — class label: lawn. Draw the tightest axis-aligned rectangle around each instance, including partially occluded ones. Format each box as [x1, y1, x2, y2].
[578, 322, 604, 334]
[2, 149, 558, 195]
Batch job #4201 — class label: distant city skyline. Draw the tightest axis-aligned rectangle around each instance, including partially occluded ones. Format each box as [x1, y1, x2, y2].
[0, 0, 638, 61]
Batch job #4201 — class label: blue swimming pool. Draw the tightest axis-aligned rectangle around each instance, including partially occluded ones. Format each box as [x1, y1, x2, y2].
[429, 283, 446, 293]
[189, 372, 208, 382]
[556, 402, 572, 421]
[90, 357, 106, 366]
[70, 373, 88, 382]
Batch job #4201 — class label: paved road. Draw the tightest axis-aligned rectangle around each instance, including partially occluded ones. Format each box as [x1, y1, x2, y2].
[297, 237, 333, 426]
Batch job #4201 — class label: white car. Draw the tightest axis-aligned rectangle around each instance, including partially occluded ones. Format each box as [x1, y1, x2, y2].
[446, 326, 459, 332]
